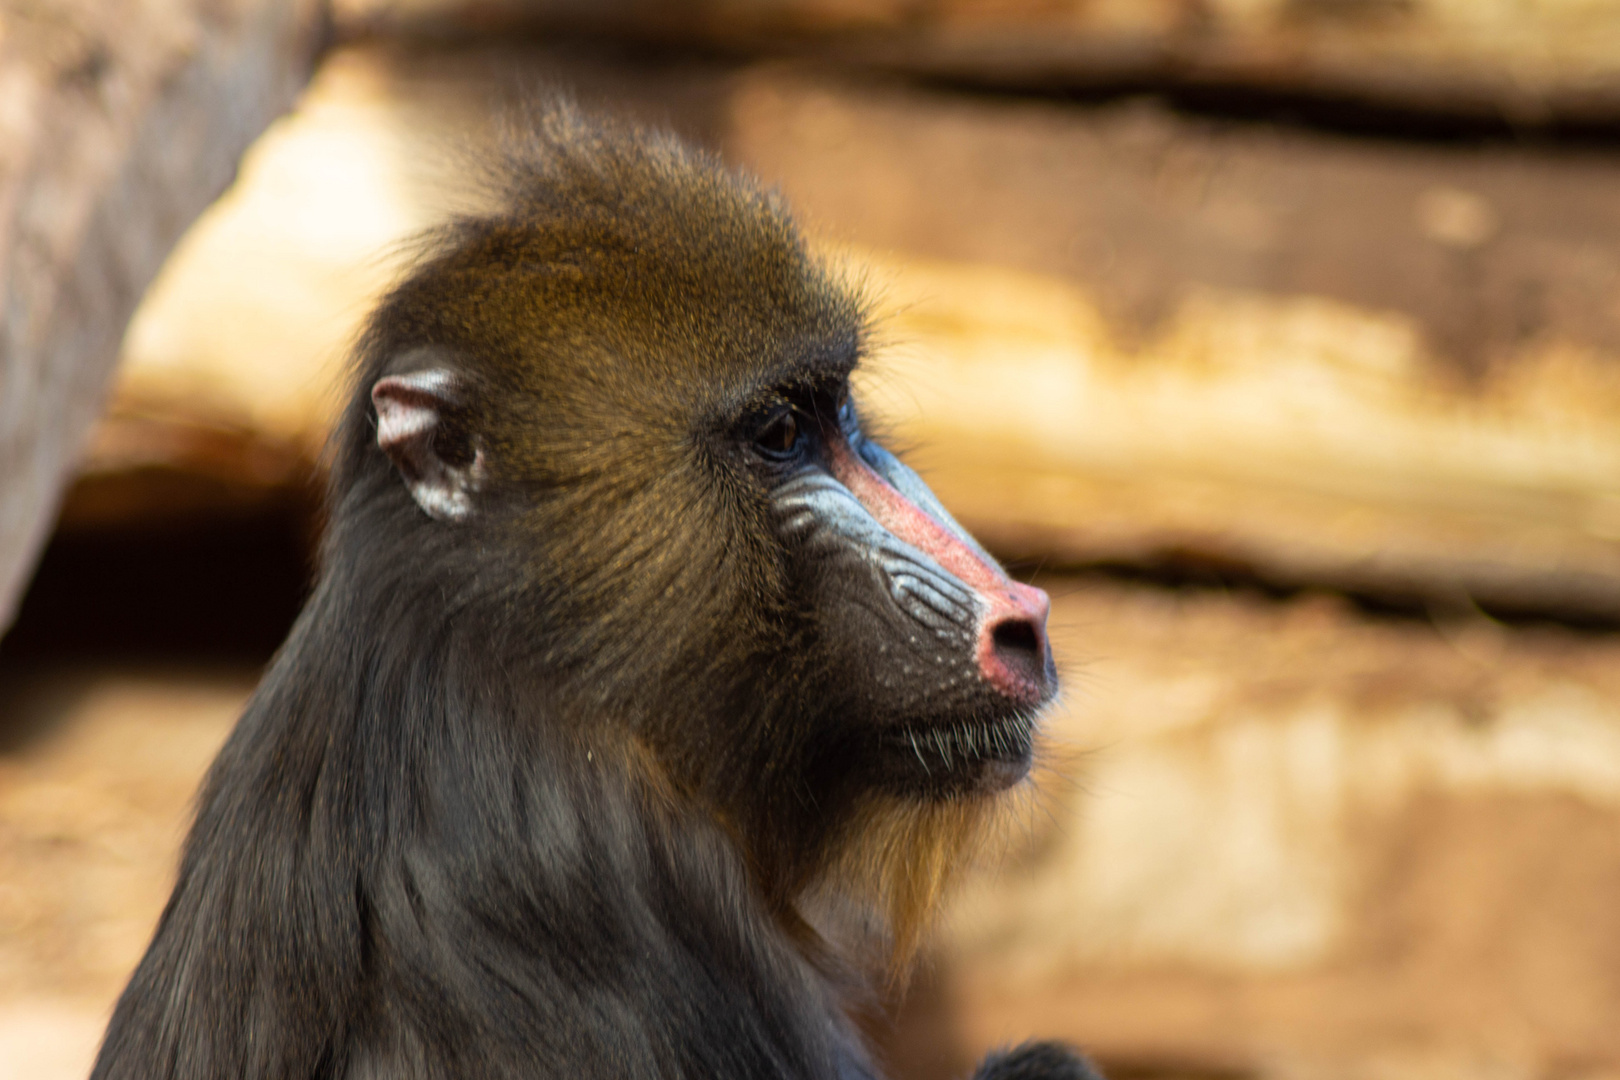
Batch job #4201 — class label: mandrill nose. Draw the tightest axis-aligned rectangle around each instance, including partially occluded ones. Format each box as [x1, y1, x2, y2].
[977, 581, 1053, 703]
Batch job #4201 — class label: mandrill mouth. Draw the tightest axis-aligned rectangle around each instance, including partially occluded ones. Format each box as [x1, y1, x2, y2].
[886, 712, 1039, 795]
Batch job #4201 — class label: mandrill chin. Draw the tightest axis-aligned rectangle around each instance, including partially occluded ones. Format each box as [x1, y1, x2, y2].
[92, 102, 1097, 1080]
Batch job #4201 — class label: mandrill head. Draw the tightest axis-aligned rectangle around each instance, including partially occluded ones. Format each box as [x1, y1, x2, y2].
[341, 103, 1058, 974]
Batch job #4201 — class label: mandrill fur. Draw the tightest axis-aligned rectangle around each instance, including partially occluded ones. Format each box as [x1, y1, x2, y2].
[92, 104, 1098, 1080]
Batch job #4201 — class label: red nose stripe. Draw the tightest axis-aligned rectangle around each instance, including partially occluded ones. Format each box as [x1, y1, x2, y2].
[828, 443, 1050, 701]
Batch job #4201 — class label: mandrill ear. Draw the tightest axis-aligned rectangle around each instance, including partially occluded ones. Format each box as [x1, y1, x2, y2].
[371, 366, 486, 522]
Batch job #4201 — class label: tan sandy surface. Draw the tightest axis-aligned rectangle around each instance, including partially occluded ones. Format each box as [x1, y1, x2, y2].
[0, 666, 253, 1080]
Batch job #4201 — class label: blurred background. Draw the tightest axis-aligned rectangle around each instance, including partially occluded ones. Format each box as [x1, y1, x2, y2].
[5, 1, 1620, 1078]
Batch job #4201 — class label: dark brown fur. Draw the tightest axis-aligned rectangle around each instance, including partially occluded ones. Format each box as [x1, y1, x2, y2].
[92, 104, 1097, 1080]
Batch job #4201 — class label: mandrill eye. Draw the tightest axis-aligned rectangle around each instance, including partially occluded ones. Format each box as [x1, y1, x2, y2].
[753, 407, 802, 460]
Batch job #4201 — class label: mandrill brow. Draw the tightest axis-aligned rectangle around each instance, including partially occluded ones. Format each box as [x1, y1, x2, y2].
[91, 103, 1097, 1080]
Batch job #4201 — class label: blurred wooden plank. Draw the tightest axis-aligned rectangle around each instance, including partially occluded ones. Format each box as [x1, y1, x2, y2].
[59, 404, 312, 531]
[848, 251, 1620, 620]
[332, 0, 1620, 124]
[721, 67, 1620, 379]
[0, 0, 325, 635]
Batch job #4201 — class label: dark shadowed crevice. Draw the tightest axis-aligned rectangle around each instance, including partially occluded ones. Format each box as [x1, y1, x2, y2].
[0, 502, 316, 665]
[885, 72, 1620, 150]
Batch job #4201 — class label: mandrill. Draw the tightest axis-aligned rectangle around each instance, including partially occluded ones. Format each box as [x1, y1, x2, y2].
[93, 104, 1094, 1080]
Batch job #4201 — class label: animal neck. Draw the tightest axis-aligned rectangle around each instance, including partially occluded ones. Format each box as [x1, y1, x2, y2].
[175, 559, 862, 1076]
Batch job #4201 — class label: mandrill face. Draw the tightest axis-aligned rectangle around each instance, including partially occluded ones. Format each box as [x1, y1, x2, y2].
[760, 386, 1055, 797]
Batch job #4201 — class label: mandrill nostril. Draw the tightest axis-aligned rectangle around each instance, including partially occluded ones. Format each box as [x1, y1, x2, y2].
[976, 583, 1053, 701]
[991, 618, 1040, 658]
[990, 618, 1044, 676]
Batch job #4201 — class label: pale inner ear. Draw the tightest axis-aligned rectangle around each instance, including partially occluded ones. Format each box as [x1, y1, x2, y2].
[371, 369, 486, 522]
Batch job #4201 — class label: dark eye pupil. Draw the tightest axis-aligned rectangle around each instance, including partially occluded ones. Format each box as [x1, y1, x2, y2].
[756, 410, 799, 455]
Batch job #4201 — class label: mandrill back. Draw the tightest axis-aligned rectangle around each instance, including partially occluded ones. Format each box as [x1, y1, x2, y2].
[92, 104, 1096, 1080]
